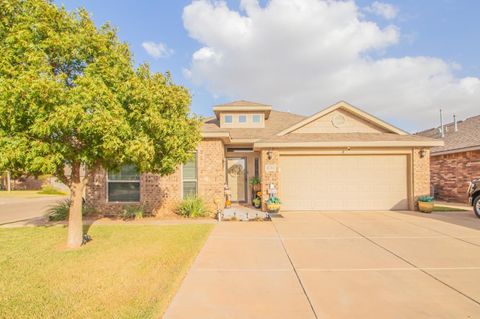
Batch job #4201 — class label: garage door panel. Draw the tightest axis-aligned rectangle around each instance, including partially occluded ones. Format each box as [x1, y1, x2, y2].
[280, 155, 408, 211]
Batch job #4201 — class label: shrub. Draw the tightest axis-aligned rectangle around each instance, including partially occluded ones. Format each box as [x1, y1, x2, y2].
[249, 176, 261, 186]
[46, 199, 95, 221]
[38, 185, 67, 195]
[418, 195, 434, 202]
[121, 205, 145, 220]
[176, 197, 210, 218]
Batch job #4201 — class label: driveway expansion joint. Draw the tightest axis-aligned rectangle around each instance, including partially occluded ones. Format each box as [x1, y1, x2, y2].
[271, 219, 319, 319]
[324, 213, 480, 307]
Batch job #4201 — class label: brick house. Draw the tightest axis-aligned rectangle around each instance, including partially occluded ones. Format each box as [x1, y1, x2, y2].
[86, 100, 442, 214]
[417, 115, 480, 203]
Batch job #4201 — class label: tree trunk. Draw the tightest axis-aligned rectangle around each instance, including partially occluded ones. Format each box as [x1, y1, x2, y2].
[7, 171, 11, 192]
[67, 164, 85, 248]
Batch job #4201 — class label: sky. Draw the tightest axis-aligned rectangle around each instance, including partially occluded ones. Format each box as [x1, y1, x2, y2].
[55, 0, 480, 132]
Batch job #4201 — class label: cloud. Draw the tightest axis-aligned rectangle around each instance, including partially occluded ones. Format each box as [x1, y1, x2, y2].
[183, 0, 480, 130]
[364, 1, 398, 20]
[142, 41, 174, 58]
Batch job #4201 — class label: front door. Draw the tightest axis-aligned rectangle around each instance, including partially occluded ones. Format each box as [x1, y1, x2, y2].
[226, 158, 247, 202]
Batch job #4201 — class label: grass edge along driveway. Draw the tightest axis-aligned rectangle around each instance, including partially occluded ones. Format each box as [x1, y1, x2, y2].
[0, 224, 213, 319]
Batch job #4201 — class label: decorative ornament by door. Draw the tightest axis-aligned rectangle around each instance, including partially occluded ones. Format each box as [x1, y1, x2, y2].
[227, 164, 244, 177]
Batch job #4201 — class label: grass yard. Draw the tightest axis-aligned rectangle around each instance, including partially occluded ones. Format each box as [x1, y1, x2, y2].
[0, 224, 213, 318]
[433, 205, 469, 212]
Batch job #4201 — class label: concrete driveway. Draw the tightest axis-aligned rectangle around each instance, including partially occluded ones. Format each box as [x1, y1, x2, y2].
[164, 210, 480, 319]
[0, 195, 67, 225]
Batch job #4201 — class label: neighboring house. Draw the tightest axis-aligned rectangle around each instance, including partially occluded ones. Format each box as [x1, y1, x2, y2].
[86, 100, 442, 213]
[417, 115, 480, 203]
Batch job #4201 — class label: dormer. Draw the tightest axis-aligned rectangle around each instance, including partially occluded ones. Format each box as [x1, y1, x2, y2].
[214, 100, 272, 128]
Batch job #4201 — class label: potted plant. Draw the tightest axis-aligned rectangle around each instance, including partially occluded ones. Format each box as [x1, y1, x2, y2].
[253, 197, 261, 209]
[249, 177, 261, 191]
[418, 195, 434, 213]
[266, 196, 281, 213]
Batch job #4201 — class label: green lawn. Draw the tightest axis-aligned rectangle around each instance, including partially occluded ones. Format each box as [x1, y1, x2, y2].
[433, 205, 469, 212]
[0, 224, 213, 318]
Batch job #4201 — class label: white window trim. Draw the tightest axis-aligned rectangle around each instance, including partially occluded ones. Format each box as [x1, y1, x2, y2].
[181, 152, 198, 199]
[238, 115, 247, 123]
[106, 170, 141, 203]
[252, 114, 261, 123]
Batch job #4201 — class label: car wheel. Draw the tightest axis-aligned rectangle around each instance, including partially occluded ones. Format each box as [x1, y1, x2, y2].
[474, 196, 480, 218]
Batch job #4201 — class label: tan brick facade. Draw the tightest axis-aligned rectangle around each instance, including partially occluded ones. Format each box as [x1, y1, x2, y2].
[260, 149, 280, 211]
[197, 139, 226, 211]
[430, 150, 480, 203]
[412, 148, 431, 209]
[85, 140, 225, 215]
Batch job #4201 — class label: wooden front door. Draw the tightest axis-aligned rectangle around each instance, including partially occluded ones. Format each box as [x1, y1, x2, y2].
[226, 158, 247, 202]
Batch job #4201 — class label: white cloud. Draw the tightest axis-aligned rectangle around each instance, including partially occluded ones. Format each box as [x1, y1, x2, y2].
[142, 41, 174, 58]
[183, 0, 480, 130]
[364, 1, 398, 20]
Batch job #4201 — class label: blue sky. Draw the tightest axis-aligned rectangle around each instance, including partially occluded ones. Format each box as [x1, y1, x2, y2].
[56, 0, 480, 131]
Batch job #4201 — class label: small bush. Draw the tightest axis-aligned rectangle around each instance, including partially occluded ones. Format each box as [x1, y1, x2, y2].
[176, 197, 210, 218]
[47, 199, 71, 221]
[46, 199, 95, 221]
[121, 205, 145, 220]
[38, 185, 67, 195]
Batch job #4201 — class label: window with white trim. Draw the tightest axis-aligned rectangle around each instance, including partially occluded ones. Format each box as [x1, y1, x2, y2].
[224, 115, 233, 124]
[252, 114, 261, 123]
[107, 165, 140, 202]
[239, 115, 247, 123]
[182, 153, 197, 198]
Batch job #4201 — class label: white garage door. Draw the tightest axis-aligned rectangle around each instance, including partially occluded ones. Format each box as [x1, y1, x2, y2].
[280, 155, 408, 211]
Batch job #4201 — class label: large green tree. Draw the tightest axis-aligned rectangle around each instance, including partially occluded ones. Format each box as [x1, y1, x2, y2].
[0, 0, 201, 248]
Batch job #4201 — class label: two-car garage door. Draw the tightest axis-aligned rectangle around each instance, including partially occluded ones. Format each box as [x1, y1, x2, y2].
[280, 155, 409, 211]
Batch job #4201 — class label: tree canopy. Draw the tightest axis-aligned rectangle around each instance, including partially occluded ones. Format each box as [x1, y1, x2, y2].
[0, 0, 201, 247]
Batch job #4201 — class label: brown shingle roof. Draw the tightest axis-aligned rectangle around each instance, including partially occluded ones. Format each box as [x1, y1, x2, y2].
[258, 133, 441, 143]
[201, 110, 305, 139]
[416, 115, 480, 154]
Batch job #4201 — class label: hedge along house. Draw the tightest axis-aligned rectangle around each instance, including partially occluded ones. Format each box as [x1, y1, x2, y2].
[85, 100, 443, 214]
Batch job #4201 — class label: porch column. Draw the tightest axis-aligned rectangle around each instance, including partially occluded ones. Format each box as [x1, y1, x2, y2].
[260, 149, 280, 211]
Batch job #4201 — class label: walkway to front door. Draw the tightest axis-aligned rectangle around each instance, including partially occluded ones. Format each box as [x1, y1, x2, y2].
[164, 211, 480, 318]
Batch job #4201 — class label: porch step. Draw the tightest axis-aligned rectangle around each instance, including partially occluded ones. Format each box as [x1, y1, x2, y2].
[221, 207, 269, 221]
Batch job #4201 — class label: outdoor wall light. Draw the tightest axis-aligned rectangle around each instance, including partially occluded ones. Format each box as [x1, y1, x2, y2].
[267, 150, 273, 160]
[419, 149, 426, 158]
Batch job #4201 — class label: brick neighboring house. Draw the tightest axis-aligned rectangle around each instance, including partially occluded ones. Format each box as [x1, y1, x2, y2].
[85, 100, 442, 214]
[417, 115, 480, 203]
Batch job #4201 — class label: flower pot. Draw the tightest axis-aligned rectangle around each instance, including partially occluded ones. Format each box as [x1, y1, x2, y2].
[253, 184, 261, 191]
[267, 203, 280, 213]
[418, 201, 433, 213]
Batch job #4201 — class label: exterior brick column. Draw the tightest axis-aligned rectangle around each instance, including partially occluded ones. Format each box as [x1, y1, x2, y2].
[260, 149, 280, 211]
[197, 139, 226, 212]
[413, 147, 431, 210]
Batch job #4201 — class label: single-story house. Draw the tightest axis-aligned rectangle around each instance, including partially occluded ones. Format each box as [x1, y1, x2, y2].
[85, 100, 442, 213]
[417, 115, 480, 203]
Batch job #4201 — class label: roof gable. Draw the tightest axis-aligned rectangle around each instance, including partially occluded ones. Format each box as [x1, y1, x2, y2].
[277, 101, 408, 136]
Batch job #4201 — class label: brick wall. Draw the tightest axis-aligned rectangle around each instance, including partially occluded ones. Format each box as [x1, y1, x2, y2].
[430, 150, 480, 203]
[197, 139, 226, 212]
[413, 148, 431, 207]
[85, 139, 226, 215]
[85, 167, 181, 215]
[260, 149, 280, 211]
